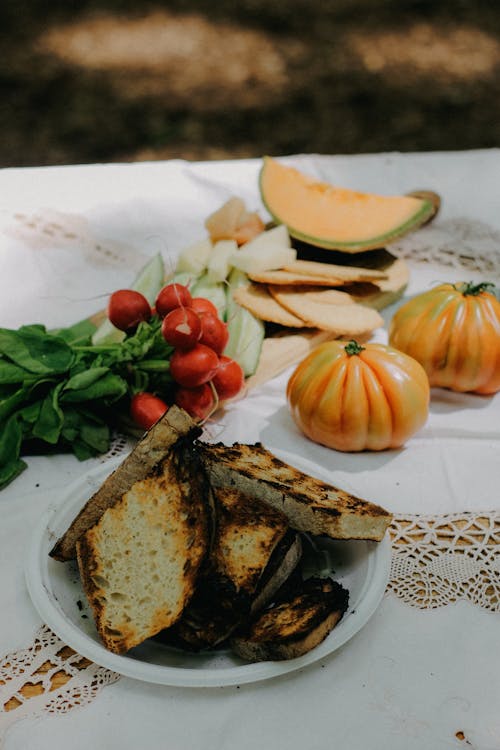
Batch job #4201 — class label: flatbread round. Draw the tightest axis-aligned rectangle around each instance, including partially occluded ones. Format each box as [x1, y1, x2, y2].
[372, 257, 409, 292]
[343, 258, 410, 309]
[268, 285, 355, 307]
[232, 283, 306, 327]
[282, 259, 388, 282]
[269, 285, 383, 335]
[247, 269, 348, 286]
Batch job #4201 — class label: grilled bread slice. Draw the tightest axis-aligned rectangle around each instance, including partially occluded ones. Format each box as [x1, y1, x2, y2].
[231, 577, 349, 662]
[164, 486, 302, 650]
[51, 405, 199, 561]
[76, 440, 210, 654]
[198, 442, 392, 542]
[211, 486, 292, 593]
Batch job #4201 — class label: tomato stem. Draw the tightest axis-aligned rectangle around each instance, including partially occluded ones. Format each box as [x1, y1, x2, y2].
[454, 281, 495, 296]
[344, 339, 365, 356]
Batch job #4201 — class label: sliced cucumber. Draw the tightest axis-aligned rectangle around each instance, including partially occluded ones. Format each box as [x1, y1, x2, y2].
[229, 244, 296, 275]
[207, 239, 238, 282]
[241, 223, 291, 249]
[91, 253, 165, 345]
[169, 270, 201, 288]
[131, 252, 165, 304]
[190, 273, 227, 319]
[176, 238, 213, 275]
[224, 268, 265, 377]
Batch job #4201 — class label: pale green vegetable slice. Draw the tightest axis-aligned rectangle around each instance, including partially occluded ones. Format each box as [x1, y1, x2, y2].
[229, 244, 297, 275]
[91, 253, 165, 345]
[240, 223, 291, 250]
[207, 239, 238, 282]
[169, 270, 201, 288]
[175, 238, 213, 275]
[229, 223, 295, 274]
[190, 273, 227, 319]
[224, 268, 265, 376]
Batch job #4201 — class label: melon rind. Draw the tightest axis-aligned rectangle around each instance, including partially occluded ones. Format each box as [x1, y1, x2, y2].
[259, 157, 436, 253]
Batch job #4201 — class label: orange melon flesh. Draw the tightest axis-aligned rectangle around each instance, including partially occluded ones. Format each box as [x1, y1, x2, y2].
[259, 157, 435, 253]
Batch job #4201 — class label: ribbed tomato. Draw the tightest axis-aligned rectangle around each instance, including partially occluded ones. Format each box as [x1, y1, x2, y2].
[286, 340, 430, 452]
[389, 282, 500, 394]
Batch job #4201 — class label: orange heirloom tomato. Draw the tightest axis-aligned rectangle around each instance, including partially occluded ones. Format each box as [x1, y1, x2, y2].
[286, 340, 430, 452]
[389, 282, 500, 394]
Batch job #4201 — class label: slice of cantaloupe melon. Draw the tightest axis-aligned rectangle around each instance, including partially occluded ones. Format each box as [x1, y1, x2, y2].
[259, 156, 437, 253]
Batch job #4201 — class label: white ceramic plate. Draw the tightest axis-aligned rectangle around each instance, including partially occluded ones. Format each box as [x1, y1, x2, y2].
[25, 452, 391, 688]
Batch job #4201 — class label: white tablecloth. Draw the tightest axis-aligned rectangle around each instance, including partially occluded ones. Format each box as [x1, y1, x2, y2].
[0, 150, 499, 749]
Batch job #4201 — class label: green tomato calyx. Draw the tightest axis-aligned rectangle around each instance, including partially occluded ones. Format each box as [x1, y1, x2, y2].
[344, 340, 365, 356]
[455, 281, 495, 297]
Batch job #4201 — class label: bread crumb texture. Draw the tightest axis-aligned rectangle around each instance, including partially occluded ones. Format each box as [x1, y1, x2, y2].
[77, 459, 206, 653]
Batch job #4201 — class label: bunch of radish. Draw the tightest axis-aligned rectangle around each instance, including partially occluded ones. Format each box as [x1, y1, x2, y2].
[107, 283, 245, 429]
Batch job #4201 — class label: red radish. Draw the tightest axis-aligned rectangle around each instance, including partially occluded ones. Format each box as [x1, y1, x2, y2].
[212, 356, 245, 400]
[108, 289, 151, 331]
[161, 306, 201, 349]
[130, 392, 168, 430]
[174, 383, 216, 420]
[155, 283, 192, 317]
[198, 312, 229, 355]
[170, 343, 219, 388]
[190, 297, 219, 316]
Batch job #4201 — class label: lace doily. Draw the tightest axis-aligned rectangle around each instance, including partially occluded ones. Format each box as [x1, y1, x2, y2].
[6, 208, 500, 279]
[0, 625, 119, 733]
[392, 218, 500, 278]
[388, 511, 500, 611]
[102, 432, 133, 462]
[5, 209, 149, 271]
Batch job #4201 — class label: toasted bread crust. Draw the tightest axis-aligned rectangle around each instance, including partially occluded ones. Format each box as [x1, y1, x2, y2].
[250, 532, 302, 615]
[57, 435, 390, 661]
[163, 488, 301, 651]
[231, 577, 349, 661]
[198, 442, 392, 541]
[172, 532, 302, 651]
[212, 486, 289, 592]
[76, 441, 210, 654]
[51, 406, 199, 561]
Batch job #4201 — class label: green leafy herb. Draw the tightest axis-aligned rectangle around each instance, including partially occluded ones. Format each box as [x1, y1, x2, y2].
[51, 318, 98, 345]
[0, 315, 174, 490]
[0, 414, 26, 487]
[32, 384, 64, 444]
[0, 326, 74, 374]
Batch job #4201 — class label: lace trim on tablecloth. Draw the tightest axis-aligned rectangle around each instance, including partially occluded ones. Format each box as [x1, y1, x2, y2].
[391, 217, 500, 278]
[6, 208, 500, 280]
[0, 625, 119, 733]
[387, 511, 500, 610]
[1, 511, 498, 731]
[103, 432, 133, 461]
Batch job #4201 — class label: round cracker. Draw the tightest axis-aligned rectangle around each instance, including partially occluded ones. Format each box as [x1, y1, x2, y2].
[269, 285, 383, 335]
[247, 269, 349, 286]
[373, 257, 409, 292]
[282, 259, 388, 282]
[232, 283, 306, 327]
[342, 258, 410, 309]
[269, 285, 355, 307]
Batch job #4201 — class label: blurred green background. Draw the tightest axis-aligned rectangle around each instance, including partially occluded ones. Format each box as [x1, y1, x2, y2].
[2, 0, 500, 167]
